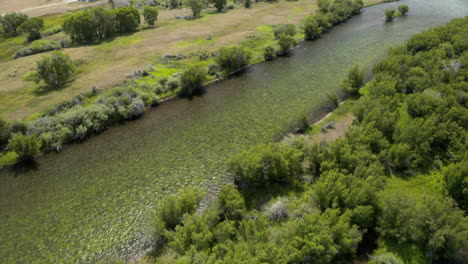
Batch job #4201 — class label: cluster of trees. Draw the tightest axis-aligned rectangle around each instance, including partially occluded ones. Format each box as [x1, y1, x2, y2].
[141, 16, 468, 264]
[0, 13, 45, 41]
[304, 0, 364, 40]
[63, 6, 157, 44]
[385, 5, 409, 22]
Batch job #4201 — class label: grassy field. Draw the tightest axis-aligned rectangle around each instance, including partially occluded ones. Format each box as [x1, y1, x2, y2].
[0, 0, 382, 122]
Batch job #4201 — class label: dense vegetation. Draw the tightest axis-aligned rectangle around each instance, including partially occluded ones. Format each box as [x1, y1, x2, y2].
[137, 17, 468, 264]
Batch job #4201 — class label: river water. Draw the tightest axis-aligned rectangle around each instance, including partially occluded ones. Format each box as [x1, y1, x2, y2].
[1, 0, 467, 263]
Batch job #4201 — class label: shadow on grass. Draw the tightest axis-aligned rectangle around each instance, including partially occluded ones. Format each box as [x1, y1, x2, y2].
[33, 82, 70, 96]
[11, 158, 38, 177]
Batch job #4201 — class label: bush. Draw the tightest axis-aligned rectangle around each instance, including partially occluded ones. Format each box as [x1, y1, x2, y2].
[215, 46, 251, 73]
[273, 24, 296, 39]
[218, 185, 246, 221]
[398, 5, 409, 15]
[277, 35, 297, 55]
[113, 6, 140, 33]
[228, 143, 303, 186]
[8, 133, 41, 160]
[0, 13, 28, 34]
[63, 11, 97, 44]
[263, 46, 276, 61]
[342, 64, 364, 95]
[13, 40, 61, 59]
[35, 51, 75, 89]
[42, 25, 62, 37]
[178, 66, 207, 97]
[304, 16, 323, 40]
[19, 17, 44, 41]
[210, 0, 227, 11]
[244, 0, 251, 8]
[184, 0, 205, 18]
[442, 161, 467, 211]
[385, 9, 396, 22]
[143, 5, 159, 26]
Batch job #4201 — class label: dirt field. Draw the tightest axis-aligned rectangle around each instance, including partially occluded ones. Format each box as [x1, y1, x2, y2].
[0, 0, 102, 17]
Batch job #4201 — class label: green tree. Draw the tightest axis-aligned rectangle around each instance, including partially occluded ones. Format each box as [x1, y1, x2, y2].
[385, 9, 396, 22]
[277, 35, 297, 55]
[304, 16, 322, 40]
[63, 11, 96, 43]
[342, 64, 364, 95]
[317, 0, 330, 13]
[0, 13, 28, 34]
[210, 0, 226, 11]
[273, 24, 296, 39]
[184, 0, 205, 18]
[398, 5, 409, 15]
[263, 46, 276, 61]
[89, 7, 115, 39]
[143, 5, 159, 26]
[19, 17, 44, 41]
[178, 66, 207, 97]
[112, 6, 140, 33]
[35, 51, 75, 89]
[216, 46, 251, 73]
[218, 185, 246, 221]
[442, 161, 467, 211]
[8, 133, 41, 160]
[244, 0, 251, 8]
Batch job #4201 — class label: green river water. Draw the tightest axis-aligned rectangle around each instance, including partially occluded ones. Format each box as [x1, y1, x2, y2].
[1, 0, 468, 263]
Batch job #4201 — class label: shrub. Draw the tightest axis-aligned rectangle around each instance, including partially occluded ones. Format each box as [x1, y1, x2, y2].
[342, 64, 364, 95]
[398, 5, 409, 15]
[63, 11, 96, 44]
[277, 35, 297, 55]
[442, 161, 467, 211]
[210, 0, 227, 11]
[143, 5, 159, 26]
[385, 9, 396, 22]
[13, 40, 61, 59]
[42, 25, 62, 37]
[263, 46, 276, 61]
[244, 0, 251, 8]
[35, 51, 75, 89]
[215, 46, 251, 73]
[19, 17, 44, 41]
[228, 143, 303, 186]
[218, 185, 246, 221]
[8, 133, 41, 160]
[178, 66, 207, 97]
[264, 198, 289, 221]
[0, 13, 28, 34]
[184, 0, 206, 18]
[273, 24, 296, 39]
[113, 7, 140, 33]
[304, 16, 323, 40]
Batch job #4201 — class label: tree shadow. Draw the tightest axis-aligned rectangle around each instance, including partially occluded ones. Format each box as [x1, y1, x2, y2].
[33, 83, 67, 96]
[11, 158, 38, 177]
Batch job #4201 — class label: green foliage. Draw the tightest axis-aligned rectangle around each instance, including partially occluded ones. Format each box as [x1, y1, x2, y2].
[184, 0, 205, 18]
[398, 5, 409, 16]
[304, 16, 322, 40]
[385, 9, 396, 22]
[210, 0, 227, 11]
[273, 24, 296, 39]
[63, 11, 97, 44]
[35, 51, 75, 89]
[178, 65, 207, 97]
[19, 17, 44, 41]
[442, 161, 467, 211]
[113, 6, 140, 33]
[342, 64, 364, 95]
[263, 46, 276, 61]
[244, 0, 251, 8]
[277, 35, 297, 55]
[143, 5, 158, 26]
[13, 39, 61, 59]
[0, 13, 28, 34]
[317, 0, 330, 13]
[218, 185, 246, 221]
[215, 46, 251, 73]
[228, 143, 303, 186]
[8, 133, 41, 160]
[378, 192, 468, 261]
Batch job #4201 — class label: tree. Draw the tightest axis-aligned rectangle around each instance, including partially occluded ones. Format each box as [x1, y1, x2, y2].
[0, 13, 28, 34]
[218, 184, 246, 221]
[63, 11, 96, 44]
[317, 0, 330, 13]
[216, 46, 251, 73]
[89, 7, 115, 40]
[304, 16, 322, 40]
[244, 0, 251, 8]
[277, 35, 297, 55]
[442, 161, 467, 211]
[8, 133, 41, 161]
[112, 6, 140, 33]
[398, 5, 409, 15]
[19, 17, 44, 41]
[143, 5, 158, 26]
[178, 66, 207, 97]
[35, 51, 75, 89]
[184, 0, 205, 18]
[342, 64, 364, 95]
[210, 0, 226, 12]
[385, 9, 396, 22]
[263, 46, 276, 61]
[273, 24, 296, 39]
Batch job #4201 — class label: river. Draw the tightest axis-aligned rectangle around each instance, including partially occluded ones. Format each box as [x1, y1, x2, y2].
[1, 0, 467, 263]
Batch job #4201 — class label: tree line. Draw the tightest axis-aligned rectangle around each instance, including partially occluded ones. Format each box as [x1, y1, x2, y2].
[127, 16, 468, 264]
